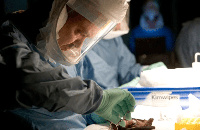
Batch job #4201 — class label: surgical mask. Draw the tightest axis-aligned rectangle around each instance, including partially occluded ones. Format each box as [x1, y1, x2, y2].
[140, 10, 164, 31]
[36, 0, 129, 66]
[140, 0, 164, 31]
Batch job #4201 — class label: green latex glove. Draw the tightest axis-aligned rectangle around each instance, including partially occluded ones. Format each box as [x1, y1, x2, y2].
[119, 77, 140, 88]
[142, 62, 167, 71]
[94, 88, 135, 127]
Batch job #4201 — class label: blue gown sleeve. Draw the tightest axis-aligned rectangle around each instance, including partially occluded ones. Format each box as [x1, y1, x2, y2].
[115, 37, 142, 85]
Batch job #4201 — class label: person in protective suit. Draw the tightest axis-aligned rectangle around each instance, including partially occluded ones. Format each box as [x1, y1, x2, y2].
[0, 0, 135, 129]
[75, 3, 142, 90]
[72, 2, 167, 127]
[175, 18, 200, 68]
[129, 0, 175, 54]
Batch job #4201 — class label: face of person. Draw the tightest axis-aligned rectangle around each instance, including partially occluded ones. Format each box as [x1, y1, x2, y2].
[145, 14, 158, 29]
[57, 11, 100, 54]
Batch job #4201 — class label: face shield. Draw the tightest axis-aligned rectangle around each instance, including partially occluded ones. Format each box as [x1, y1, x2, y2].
[36, 0, 129, 66]
[103, 0, 130, 39]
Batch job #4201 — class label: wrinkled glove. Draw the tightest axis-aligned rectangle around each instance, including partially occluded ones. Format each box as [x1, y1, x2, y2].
[142, 62, 167, 71]
[94, 88, 135, 127]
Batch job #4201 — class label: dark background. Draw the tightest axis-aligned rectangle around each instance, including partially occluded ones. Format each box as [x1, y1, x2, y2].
[122, 0, 200, 46]
[1, 0, 200, 46]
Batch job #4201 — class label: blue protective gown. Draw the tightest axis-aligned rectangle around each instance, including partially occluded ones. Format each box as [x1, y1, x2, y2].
[11, 107, 87, 130]
[9, 63, 88, 130]
[0, 0, 103, 129]
[76, 37, 142, 89]
[129, 25, 175, 54]
[75, 37, 142, 125]
[0, 20, 98, 130]
[13, 36, 143, 129]
[129, 3, 175, 55]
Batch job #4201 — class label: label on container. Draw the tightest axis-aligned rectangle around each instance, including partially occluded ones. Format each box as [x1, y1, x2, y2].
[151, 92, 180, 107]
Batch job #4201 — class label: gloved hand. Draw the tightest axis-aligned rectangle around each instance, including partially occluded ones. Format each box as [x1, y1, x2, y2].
[142, 62, 167, 71]
[94, 88, 135, 127]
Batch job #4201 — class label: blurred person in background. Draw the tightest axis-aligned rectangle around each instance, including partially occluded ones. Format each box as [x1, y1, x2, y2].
[175, 18, 200, 68]
[129, 0, 175, 55]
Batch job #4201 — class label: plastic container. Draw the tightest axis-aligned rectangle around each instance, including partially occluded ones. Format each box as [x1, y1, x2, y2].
[122, 87, 200, 110]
